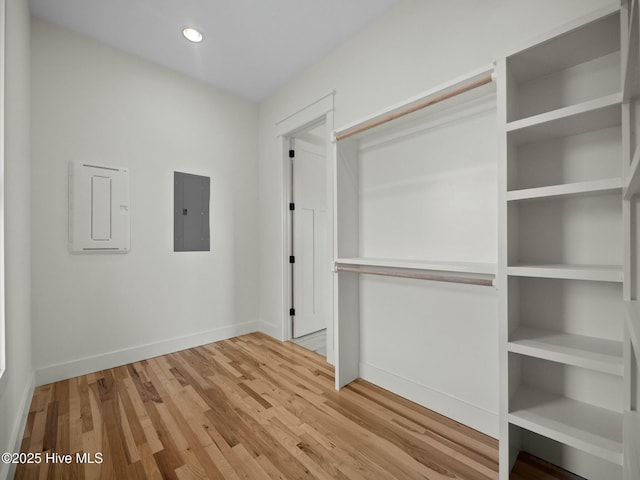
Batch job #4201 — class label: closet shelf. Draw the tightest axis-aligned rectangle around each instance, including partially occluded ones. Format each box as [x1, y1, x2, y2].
[509, 386, 623, 465]
[624, 145, 640, 199]
[507, 264, 623, 282]
[506, 93, 621, 146]
[508, 327, 623, 376]
[505, 8, 620, 83]
[335, 257, 496, 275]
[624, 301, 640, 358]
[507, 178, 622, 202]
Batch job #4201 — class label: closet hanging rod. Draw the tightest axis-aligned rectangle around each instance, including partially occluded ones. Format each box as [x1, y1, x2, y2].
[335, 265, 494, 287]
[335, 73, 494, 141]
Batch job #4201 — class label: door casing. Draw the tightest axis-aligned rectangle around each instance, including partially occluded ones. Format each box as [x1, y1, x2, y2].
[276, 93, 334, 363]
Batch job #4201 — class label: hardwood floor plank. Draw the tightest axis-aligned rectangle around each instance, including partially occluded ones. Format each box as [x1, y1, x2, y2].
[146, 361, 226, 480]
[19, 411, 36, 452]
[220, 405, 315, 479]
[122, 377, 164, 453]
[20, 332, 584, 479]
[28, 410, 47, 455]
[152, 449, 181, 480]
[177, 448, 208, 480]
[30, 384, 51, 414]
[102, 398, 138, 480]
[42, 400, 59, 452]
[117, 378, 147, 449]
[117, 396, 141, 464]
[78, 376, 94, 435]
[229, 444, 272, 480]
[237, 382, 272, 410]
[146, 407, 185, 478]
[294, 432, 342, 479]
[69, 377, 84, 455]
[201, 425, 244, 479]
[254, 454, 290, 480]
[136, 442, 164, 480]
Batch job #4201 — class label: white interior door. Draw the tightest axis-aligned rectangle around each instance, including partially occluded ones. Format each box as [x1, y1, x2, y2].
[293, 138, 328, 338]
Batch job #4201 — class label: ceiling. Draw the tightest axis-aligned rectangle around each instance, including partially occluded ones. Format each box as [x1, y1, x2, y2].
[29, 0, 400, 102]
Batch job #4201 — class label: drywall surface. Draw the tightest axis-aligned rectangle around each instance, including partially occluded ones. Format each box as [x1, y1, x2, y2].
[0, 0, 33, 479]
[31, 19, 259, 384]
[258, 0, 612, 435]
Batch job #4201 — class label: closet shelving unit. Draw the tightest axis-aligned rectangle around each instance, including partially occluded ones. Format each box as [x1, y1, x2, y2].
[333, 65, 498, 390]
[498, 3, 633, 479]
[622, 0, 640, 479]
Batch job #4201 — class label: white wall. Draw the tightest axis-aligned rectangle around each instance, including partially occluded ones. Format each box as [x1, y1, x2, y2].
[258, 0, 612, 436]
[0, 0, 33, 479]
[31, 19, 260, 384]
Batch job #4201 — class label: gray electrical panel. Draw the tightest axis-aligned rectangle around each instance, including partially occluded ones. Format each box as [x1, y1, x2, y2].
[174, 172, 210, 252]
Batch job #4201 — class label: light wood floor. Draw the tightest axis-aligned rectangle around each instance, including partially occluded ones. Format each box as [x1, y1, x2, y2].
[15, 332, 569, 479]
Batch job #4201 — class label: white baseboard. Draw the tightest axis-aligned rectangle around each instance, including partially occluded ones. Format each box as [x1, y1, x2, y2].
[35, 321, 259, 386]
[0, 372, 35, 480]
[359, 362, 498, 438]
[258, 319, 282, 340]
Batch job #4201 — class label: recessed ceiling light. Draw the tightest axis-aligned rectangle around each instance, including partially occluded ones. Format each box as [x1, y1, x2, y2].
[182, 27, 203, 43]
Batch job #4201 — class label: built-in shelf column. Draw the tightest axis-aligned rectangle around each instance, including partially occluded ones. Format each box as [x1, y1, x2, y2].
[499, 4, 625, 479]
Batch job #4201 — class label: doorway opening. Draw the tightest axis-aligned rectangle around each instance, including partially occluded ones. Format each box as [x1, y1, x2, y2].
[277, 93, 334, 362]
[288, 121, 329, 356]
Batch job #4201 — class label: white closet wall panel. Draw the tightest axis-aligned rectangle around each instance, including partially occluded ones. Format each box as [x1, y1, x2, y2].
[359, 275, 499, 416]
[358, 100, 497, 263]
[335, 138, 360, 259]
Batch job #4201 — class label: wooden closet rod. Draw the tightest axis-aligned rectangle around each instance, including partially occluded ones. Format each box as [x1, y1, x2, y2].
[335, 73, 494, 141]
[335, 265, 494, 287]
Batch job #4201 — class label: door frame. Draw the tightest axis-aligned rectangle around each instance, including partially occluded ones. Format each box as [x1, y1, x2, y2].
[276, 93, 334, 363]
[0, 0, 6, 392]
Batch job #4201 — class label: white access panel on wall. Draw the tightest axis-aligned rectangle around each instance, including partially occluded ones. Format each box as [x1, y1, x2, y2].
[69, 162, 130, 253]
